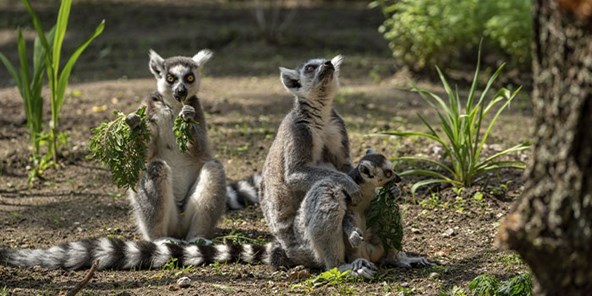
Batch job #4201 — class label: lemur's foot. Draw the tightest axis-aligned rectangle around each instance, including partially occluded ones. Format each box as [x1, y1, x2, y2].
[390, 251, 432, 268]
[180, 105, 196, 121]
[338, 258, 377, 279]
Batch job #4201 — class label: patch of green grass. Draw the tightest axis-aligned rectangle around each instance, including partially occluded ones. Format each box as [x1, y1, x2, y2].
[439, 285, 468, 296]
[499, 252, 525, 271]
[468, 273, 532, 296]
[0, 286, 8, 296]
[290, 268, 360, 294]
[419, 193, 440, 209]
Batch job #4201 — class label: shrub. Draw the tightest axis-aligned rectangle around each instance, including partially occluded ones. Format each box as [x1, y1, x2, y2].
[371, 0, 532, 70]
[469, 273, 532, 296]
[381, 50, 530, 195]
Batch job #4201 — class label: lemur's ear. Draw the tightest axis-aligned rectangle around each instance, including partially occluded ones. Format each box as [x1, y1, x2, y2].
[279, 67, 301, 90]
[359, 160, 374, 179]
[331, 55, 344, 72]
[365, 148, 377, 155]
[192, 49, 213, 67]
[149, 50, 164, 78]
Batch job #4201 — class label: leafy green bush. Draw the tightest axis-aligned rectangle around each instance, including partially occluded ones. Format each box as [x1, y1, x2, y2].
[382, 51, 530, 195]
[371, 0, 531, 70]
[23, 0, 105, 163]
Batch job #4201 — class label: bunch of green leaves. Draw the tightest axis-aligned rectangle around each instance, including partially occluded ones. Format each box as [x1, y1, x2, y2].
[22, 0, 105, 163]
[88, 107, 150, 190]
[370, 0, 531, 71]
[382, 50, 530, 195]
[173, 115, 197, 153]
[366, 180, 403, 251]
[469, 273, 532, 296]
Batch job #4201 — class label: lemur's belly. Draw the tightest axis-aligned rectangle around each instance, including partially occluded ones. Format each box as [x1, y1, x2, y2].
[158, 146, 201, 206]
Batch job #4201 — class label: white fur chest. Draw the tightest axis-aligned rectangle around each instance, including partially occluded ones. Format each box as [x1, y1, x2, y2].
[311, 119, 344, 167]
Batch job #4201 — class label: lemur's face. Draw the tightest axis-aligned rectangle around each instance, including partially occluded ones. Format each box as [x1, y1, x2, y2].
[280, 55, 343, 99]
[148, 49, 213, 104]
[358, 151, 401, 187]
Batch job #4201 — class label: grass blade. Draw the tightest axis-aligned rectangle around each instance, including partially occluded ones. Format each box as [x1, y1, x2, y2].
[56, 20, 105, 115]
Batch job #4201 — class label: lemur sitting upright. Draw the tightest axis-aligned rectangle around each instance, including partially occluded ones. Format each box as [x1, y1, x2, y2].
[259, 55, 380, 278]
[125, 49, 227, 241]
[342, 150, 431, 268]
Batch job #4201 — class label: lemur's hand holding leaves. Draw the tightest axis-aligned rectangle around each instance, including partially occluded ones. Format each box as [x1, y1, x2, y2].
[173, 105, 198, 153]
[126, 113, 142, 129]
[180, 105, 195, 121]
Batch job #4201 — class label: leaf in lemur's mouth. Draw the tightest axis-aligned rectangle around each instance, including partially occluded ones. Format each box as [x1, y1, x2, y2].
[88, 106, 150, 190]
[173, 114, 198, 153]
[366, 181, 404, 251]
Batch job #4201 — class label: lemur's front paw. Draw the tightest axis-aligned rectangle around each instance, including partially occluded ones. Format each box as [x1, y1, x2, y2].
[348, 227, 364, 248]
[180, 105, 196, 121]
[125, 113, 141, 129]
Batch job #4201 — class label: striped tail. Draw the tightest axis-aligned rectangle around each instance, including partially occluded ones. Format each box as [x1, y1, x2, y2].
[226, 172, 262, 210]
[0, 238, 281, 271]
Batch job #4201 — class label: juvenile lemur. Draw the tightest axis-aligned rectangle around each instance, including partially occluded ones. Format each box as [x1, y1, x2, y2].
[126, 49, 226, 241]
[343, 150, 431, 268]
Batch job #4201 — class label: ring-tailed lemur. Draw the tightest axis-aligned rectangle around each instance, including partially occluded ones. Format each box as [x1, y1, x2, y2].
[226, 173, 261, 210]
[342, 150, 431, 268]
[259, 55, 383, 278]
[125, 49, 227, 241]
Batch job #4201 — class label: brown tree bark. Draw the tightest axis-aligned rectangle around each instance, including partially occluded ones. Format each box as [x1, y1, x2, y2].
[496, 0, 592, 295]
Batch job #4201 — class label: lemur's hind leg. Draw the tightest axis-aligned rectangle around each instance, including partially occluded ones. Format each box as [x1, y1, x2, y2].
[297, 180, 378, 278]
[182, 159, 227, 240]
[129, 160, 179, 241]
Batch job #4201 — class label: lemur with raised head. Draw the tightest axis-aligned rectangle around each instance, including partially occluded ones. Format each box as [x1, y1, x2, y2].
[124, 49, 227, 242]
[259, 55, 381, 278]
[342, 150, 431, 268]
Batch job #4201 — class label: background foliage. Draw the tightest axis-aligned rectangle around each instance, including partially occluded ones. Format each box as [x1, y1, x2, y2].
[372, 0, 532, 71]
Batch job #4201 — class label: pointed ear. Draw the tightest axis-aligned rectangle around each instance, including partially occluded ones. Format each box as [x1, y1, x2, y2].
[149, 49, 165, 78]
[331, 54, 344, 72]
[192, 49, 213, 67]
[279, 67, 301, 90]
[359, 161, 374, 179]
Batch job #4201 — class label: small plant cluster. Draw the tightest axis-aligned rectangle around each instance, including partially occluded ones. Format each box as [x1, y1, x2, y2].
[382, 50, 530, 196]
[366, 180, 403, 251]
[88, 107, 151, 190]
[371, 0, 531, 71]
[291, 268, 359, 294]
[0, 0, 104, 181]
[468, 273, 532, 296]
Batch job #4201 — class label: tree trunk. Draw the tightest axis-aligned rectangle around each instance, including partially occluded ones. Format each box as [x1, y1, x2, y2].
[496, 0, 592, 295]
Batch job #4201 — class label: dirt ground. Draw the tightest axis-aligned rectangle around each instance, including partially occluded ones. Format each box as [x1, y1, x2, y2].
[0, 0, 532, 295]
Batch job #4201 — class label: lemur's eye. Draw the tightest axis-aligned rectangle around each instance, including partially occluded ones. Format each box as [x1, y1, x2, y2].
[305, 65, 317, 73]
[166, 74, 175, 84]
[186, 74, 195, 83]
[385, 170, 393, 178]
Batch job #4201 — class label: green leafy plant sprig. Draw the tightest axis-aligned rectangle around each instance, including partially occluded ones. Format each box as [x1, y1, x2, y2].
[366, 180, 404, 251]
[382, 49, 530, 196]
[88, 107, 150, 190]
[173, 115, 197, 153]
[469, 273, 532, 296]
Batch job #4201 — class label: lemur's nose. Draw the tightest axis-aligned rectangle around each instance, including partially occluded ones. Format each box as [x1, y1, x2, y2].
[324, 60, 332, 66]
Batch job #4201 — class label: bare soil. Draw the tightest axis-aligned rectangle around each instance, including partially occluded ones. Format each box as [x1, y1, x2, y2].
[0, 1, 532, 295]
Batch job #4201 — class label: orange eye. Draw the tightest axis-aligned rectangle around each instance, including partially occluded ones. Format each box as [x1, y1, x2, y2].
[305, 65, 316, 73]
[385, 170, 393, 178]
[166, 74, 175, 83]
[186, 74, 194, 83]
